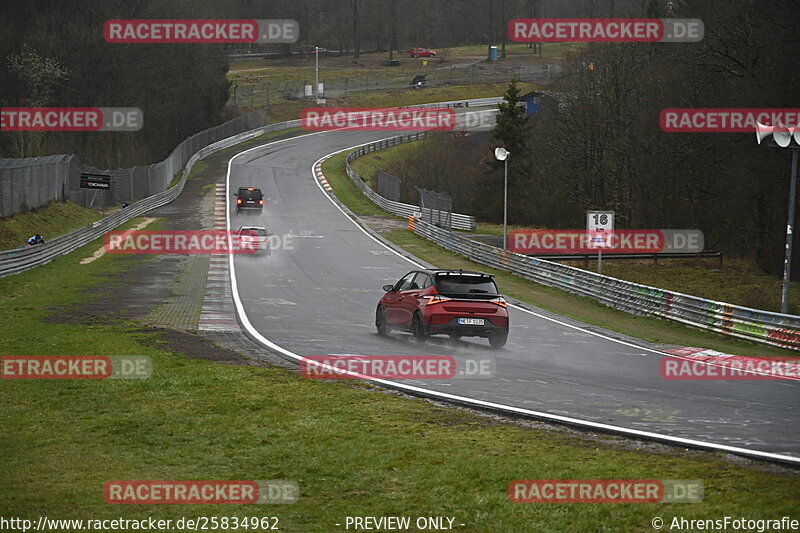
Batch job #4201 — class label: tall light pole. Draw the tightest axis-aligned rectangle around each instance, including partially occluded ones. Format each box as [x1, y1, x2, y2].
[314, 46, 320, 100]
[494, 147, 510, 249]
[757, 122, 800, 314]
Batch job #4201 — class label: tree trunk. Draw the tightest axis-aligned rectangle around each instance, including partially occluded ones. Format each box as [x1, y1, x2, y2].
[353, 0, 360, 63]
[389, 0, 397, 60]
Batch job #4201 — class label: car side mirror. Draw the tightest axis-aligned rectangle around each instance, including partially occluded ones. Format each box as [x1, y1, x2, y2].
[383, 284, 394, 292]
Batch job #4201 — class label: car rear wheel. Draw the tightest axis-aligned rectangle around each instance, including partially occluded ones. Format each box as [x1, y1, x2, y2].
[488, 331, 508, 349]
[411, 313, 428, 341]
[376, 306, 388, 335]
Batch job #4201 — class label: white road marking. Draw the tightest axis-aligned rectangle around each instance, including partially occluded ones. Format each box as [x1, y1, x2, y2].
[79, 217, 157, 264]
[221, 131, 800, 466]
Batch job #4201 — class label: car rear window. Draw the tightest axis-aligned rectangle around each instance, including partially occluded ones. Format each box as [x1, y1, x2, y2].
[238, 189, 262, 200]
[240, 228, 268, 236]
[435, 275, 498, 298]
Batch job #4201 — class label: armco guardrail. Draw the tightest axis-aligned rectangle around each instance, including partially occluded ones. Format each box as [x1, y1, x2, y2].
[0, 95, 498, 276]
[410, 217, 800, 351]
[340, 100, 501, 233]
[0, 120, 300, 278]
[345, 133, 476, 231]
[0, 109, 270, 216]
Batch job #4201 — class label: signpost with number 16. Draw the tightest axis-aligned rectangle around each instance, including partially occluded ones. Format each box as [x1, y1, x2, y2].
[587, 210, 614, 274]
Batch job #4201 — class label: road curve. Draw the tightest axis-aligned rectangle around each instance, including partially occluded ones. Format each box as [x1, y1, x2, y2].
[226, 128, 800, 463]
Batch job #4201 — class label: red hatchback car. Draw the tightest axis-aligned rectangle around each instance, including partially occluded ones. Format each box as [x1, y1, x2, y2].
[376, 269, 509, 348]
[409, 48, 437, 57]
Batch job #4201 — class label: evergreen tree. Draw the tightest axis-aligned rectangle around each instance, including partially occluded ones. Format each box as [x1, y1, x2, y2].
[493, 79, 529, 155]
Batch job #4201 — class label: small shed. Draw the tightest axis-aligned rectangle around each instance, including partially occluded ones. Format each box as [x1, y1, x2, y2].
[519, 90, 560, 116]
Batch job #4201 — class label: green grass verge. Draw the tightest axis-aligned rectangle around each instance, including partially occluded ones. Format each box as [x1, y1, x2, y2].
[253, 82, 543, 121]
[385, 230, 794, 359]
[578, 258, 800, 315]
[321, 152, 394, 218]
[342, 133, 800, 315]
[349, 140, 424, 190]
[168, 169, 184, 188]
[1, 221, 798, 531]
[0, 201, 105, 250]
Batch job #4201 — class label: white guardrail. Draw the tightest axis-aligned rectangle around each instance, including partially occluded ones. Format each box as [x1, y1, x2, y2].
[0, 97, 501, 277]
[0, 120, 300, 278]
[342, 98, 503, 232]
[409, 216, 800, 351]
[345, 133, 477, 231]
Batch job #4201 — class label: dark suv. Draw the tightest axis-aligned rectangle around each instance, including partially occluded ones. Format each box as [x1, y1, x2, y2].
[235, 187, 264, 213]
[376, 269, 509, 348]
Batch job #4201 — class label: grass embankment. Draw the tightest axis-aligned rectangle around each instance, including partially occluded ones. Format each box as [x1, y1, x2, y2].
[321, 152, 393, 218]
[228, 43, 583, 78]
[0, 128, 307, 252]
[250, 82, 543, 121]
[0, 201, 105, 250]
[476, 221, 800, 313]
[324, 141, 796, 358]
[349, 140, 424, 190]
[1, 224, 798, 531]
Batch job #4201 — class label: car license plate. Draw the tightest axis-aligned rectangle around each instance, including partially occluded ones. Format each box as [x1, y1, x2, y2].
[458, 318, 485, 326]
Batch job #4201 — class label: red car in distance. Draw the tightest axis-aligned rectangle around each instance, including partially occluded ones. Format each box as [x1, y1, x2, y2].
[409, 48, 437, 57]
[376, 269, 509, 348]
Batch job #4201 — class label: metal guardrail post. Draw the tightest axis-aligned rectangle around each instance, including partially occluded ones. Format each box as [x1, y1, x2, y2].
[0, 119, 302, 278]
[408, 217, 800, 351]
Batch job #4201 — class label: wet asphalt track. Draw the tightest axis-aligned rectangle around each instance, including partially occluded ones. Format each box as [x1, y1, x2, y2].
[227, 128, 800, 462]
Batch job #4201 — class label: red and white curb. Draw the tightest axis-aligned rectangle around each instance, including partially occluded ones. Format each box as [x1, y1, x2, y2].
[313, 161, 332, 191]
[198, 182, 240, 332]
[665, 347, 737, 358]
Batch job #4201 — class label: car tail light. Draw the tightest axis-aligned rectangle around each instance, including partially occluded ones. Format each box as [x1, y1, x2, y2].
[489, 296, 508, 308]
[259, 199, 264, 205]
[421, 294, 452, 306]
[237, 199, 242, 204]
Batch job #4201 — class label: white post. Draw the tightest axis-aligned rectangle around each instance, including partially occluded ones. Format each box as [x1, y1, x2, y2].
[315, 46, 319, 99]
[503, 156, 509, 250]
[781, 148, 799, 313]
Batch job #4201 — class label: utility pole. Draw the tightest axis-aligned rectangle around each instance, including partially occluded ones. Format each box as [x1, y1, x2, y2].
[389, 0, 397, 60]
[756, 122, 800, 314]
[353, 0, 360, 63]
[315, 46, 320, 100]
[501, 0, 507, 58]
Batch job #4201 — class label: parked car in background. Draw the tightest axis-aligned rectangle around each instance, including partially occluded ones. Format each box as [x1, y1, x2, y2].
[409, 48, 437, 57]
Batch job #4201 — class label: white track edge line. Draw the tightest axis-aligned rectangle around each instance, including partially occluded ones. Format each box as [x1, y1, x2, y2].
[223, 133, 800, 466]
